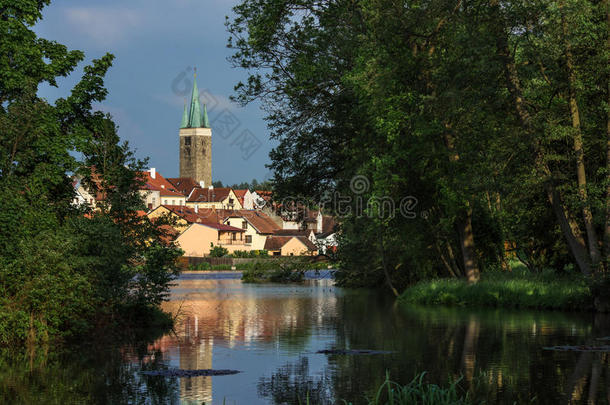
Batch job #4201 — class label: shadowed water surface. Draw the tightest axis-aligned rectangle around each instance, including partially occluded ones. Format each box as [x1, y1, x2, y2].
[2, 272, 610, 404]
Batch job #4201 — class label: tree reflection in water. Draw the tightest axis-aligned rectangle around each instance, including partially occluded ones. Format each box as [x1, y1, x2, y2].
[3, 280, 610, 404]
[258, 356, 334, 404]
[0, 344, 180, 405]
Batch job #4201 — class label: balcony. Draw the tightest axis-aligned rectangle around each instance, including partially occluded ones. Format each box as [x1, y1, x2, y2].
[218, 238, 246, 246]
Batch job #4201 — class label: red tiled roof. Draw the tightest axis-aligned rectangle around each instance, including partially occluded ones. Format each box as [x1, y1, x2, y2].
[198, 222, 245, 232]
[166, 177, 201, 196]
[138, 171, 185, 197]
[233, 189, 248, 206]
[225, 210, 279, 234]
[162, 205, 202, 223]
[158, 205, 248, 232]
[264, 235, 317, 251]
[187, 187, 233, 203]
[273, 229, 314, 237]
[264, 236, 292, 251]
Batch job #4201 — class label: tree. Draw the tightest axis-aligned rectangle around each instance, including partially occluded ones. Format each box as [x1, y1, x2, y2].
[228, 0, 610, 294]
[0, 0, 182, 346]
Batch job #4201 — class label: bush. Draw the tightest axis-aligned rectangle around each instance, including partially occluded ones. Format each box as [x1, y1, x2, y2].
[209, 244, 229, 257]
[230, 250, 269, 258]
[242, 259, 308, 283]
[189, 261, 211, 270]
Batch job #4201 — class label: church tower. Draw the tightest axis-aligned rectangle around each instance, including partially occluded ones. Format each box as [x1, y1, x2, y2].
[179, 73, 212, 187]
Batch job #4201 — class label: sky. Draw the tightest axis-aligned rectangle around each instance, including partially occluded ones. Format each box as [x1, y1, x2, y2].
[35, 0, 275, 185]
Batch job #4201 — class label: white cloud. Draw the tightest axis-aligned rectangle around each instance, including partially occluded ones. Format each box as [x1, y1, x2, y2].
[64, 7, 143, 47]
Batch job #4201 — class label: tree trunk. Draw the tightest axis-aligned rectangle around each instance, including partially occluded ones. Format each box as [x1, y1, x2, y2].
[458, 203, 480, 283]
[444, 131, 480, 283]
[560, 2, 602, 270]
[380, 237, 400, 297]
[547, 185, 592, 274]
[603, 0, 610, 269]
[491, 4, 592, 274]
[446, 240, 464, 277]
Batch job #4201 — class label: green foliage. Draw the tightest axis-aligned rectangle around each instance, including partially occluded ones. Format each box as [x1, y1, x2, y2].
[0, 0, 182, 347]
[228, 0, 610, 296]
[209, 243, 229, 257]
[400, 271, 593, 311]
[230, 249, 269, 258]
[189, 261, 212, 270]
[363, 373, 474, 405]
[242, 258, 308, 283]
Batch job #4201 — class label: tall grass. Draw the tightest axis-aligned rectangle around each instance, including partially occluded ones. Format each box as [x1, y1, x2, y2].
[298, 373, 475, 405]
[363, 373, 473, 405]
[400, 269, 593, 310]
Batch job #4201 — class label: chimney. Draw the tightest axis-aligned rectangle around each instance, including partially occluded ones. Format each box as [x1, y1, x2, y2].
[199, 180, 205, 188]
[149, 167, 156, 179]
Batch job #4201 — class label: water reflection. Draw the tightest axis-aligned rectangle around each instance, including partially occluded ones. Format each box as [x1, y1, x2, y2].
[154, 278, 339, 404]
[2, 275, 610, 404]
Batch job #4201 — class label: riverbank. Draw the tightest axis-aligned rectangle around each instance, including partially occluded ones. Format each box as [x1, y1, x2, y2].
[187, 259, 332, 272]
[399, 271, 593, 311]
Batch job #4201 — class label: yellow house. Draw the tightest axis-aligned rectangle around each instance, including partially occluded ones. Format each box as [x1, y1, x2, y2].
[264, 236, 318, 256]
[175, 222, 247, 257]
[186, 187, 242, 210]
[147, 205, 207, 233]
[223, 210, 279, 251]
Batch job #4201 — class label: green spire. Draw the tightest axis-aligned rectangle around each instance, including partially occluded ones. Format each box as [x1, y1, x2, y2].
[188, 73, 203, 128]
[180, 99, 189, 128]
[202, 104, 210, 128]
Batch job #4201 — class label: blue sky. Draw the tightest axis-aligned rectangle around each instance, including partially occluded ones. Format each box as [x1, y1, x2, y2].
[35, 0, 275, 185]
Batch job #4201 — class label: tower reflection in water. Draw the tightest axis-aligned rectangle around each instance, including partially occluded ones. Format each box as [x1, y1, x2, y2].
[150, 277, 337, 404]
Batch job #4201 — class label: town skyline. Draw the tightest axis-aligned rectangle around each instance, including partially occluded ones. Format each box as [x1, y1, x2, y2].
[34, 0, 275, 185]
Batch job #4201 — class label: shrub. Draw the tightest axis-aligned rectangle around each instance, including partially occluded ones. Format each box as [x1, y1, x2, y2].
[209, 244, 229, 257]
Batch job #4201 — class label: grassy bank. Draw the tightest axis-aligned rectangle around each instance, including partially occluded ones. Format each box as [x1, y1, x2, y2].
[241, 259, 312, 283]
[400, 270, 593, 311]
[188, 259, 331, 272]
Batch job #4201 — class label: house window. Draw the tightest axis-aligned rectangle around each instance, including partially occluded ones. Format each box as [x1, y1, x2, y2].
[148, 203, 152, 210]
[164, 199, 168, 205]
[242, 221, 247, 229]
[232, 232, 237, 241]
[172, 200, 175, 205]
[229, 198, 234, 205]
[184, 136, 191, 145]
[245, 235, 252, 244]
[273, 251, 281, 256]
[152, 197, 156, 206]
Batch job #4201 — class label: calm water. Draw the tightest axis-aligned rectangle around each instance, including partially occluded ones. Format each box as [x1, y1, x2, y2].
[2, 272, 610, 404]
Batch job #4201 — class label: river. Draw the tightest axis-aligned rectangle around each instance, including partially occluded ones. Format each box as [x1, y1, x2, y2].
[2, 271, 609, 404]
